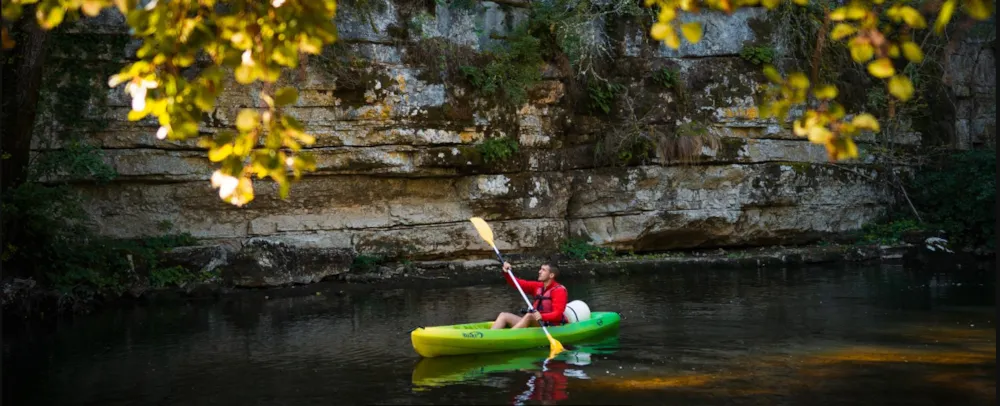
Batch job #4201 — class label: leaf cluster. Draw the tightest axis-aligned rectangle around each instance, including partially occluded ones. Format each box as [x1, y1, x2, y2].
[644, 0, 995, 161]
[3, 0, 338, 207]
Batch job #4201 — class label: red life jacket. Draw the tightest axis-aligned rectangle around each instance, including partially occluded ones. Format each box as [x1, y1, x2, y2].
[532, 283, 566, 325]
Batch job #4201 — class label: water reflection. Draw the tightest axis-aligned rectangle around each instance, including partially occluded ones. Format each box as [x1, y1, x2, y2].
[412, 334, 620, 390]
[2, 263, 994, 406]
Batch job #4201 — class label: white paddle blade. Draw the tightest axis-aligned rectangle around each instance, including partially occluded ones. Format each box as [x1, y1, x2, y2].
[469, 217, 495, 247]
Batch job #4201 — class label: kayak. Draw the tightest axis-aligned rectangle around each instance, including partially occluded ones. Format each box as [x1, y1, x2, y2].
[410, 311, 621, 358]
[411, 334, 620, 389]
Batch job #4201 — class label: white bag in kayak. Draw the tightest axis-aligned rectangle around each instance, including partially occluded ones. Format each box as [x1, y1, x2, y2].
[563, 300, 591, 323]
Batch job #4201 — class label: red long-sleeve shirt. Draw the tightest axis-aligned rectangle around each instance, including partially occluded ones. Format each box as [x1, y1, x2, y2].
[504, 272, 568, 324]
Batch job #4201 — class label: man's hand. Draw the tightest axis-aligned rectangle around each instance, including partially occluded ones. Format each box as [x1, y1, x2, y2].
[527, 311, 542, 321]
[502, 261, 512, 272]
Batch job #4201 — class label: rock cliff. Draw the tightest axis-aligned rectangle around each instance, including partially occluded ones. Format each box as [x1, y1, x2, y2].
[31, 1, 995, 286]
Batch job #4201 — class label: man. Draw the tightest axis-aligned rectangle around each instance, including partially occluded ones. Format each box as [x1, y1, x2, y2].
[491, 261, 568, 329]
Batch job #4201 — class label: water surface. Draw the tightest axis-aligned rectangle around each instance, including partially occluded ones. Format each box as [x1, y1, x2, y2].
[3, 263, 995, 405]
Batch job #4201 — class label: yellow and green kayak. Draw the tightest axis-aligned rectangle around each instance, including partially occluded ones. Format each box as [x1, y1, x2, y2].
[410, 311, 622, 358]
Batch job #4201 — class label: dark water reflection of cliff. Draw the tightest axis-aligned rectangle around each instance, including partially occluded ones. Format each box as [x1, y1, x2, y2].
[3, 263, 995, 405]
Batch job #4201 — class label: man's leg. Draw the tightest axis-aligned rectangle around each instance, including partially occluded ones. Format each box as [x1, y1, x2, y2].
[511, 313, 541, 329]
[491, 312, 522, 329]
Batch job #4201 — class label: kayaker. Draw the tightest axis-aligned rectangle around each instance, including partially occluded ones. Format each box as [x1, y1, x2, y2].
[490, 261, 568, 329]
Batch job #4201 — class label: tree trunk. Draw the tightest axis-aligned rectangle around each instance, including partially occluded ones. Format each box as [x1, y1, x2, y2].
[1, 8, 51, 193]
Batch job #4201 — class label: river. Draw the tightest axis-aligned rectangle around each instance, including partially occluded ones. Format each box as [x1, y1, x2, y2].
[2, 262, 995, 405]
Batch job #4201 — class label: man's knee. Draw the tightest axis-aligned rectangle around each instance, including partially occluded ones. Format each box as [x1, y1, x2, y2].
[495, 312, 518, 322]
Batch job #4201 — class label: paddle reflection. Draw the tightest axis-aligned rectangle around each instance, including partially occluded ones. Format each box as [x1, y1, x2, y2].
[411, 334, 620, 399]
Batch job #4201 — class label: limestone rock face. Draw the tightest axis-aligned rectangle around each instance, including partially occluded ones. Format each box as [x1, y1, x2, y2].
[33, 1, 993, 287]
[567, 164, 887, 250]
[221, 240, 354, 287]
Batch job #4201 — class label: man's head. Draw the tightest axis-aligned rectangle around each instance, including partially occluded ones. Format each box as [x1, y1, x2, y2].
[537, 263, 559, 282]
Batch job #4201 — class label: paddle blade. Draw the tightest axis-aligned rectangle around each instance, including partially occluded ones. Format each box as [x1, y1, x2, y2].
[547, 336, 566, 359]
[469, 217, 496, 248]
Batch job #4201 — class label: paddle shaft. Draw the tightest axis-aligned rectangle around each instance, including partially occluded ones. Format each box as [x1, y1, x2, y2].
[488, 246, 558, 339]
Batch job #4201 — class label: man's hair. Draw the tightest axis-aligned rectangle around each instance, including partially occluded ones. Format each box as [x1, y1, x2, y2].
[543, 263, 559, 277]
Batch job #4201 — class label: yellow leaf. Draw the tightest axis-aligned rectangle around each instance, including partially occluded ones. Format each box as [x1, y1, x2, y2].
[225, 177, 255, 207]
[888, 44, 900, 58]
[236, 109, 261, 132]
[888, 75, 914, 101]
[829, 7, 848, 20]
[899, 6, 928, 28]
[808, 125, 834, 144]
[763, 65, 782, 83]
[662, 25, 680, 49]
[814, 84, 838, 100]
[793, 119, 808, 136]
[234, 65, 256, 84]
[846, 4, 868, 19]
[298, 35, 323, 54]
[885, 4, 902, 19]
[127, 109, 150, 121]
[788, 72, 810, 89]
[849, 39, 874, 62]
[851, 113, 880, 131]
[901, 41, 923, 62]
[963, 0, 993, 20]
[36, 6, 65, 29]
[287, 129, 316, 146]
[761, 0, 780, 9]
[233, 133, 256, 157]
[830, 23, 857, 40]
[834, 138, 859, 160]
[867, 58, 895, 78]
[793, 0, 808, 5]
[681, 22, 702, 43]
[209, 144, 233, 162]
[934, 0, 956, 33]
[802, 110, 822, 128]
[658, 6, 676, 22]
[82, 0, 105, 17]
[651, 22, 671, 41]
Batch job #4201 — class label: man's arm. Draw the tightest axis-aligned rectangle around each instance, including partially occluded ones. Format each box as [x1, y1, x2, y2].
[502, 262, 543, 295]
[539, 287, 568, 323]
[503, 269, 542, 293]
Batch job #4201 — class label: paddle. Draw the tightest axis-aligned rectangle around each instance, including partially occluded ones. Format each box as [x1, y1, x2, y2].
[469, 217, 566, 359]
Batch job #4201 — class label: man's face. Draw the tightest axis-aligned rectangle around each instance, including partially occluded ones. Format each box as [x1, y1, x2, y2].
[537, 265, 553, 281]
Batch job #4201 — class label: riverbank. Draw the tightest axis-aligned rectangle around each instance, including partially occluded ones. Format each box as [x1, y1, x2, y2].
[3, 236, 993, 322]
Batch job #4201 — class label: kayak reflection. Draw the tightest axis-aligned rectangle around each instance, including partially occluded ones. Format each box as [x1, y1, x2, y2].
[411, 333, 620, 392]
